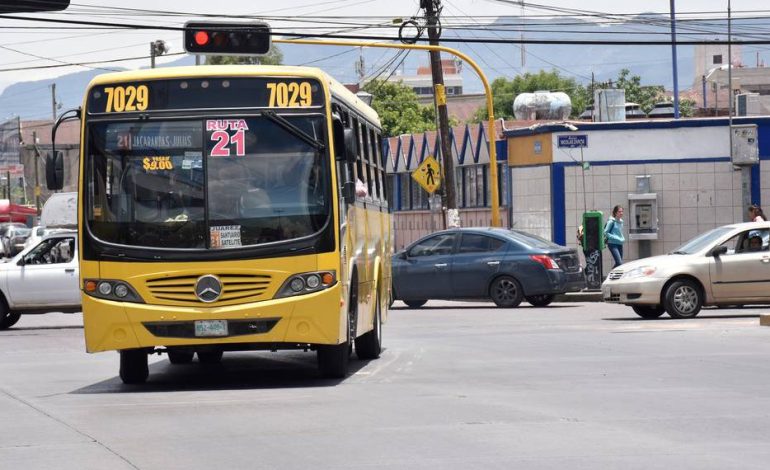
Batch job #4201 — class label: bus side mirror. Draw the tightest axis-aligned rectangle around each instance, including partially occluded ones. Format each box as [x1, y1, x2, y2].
[342, 128, 357, 165]
[46, 151, 64, 190]
[342, 181, 356, 202]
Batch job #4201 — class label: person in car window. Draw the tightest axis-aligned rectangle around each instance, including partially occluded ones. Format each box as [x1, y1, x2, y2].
[748, 235, 763, 252]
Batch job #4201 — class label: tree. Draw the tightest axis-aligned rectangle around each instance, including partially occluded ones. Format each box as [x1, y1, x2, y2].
[472, 70, 588, 122]
[612, 68, 664, 115]
[205, 44, 283, 65]
[363, 79, 437, 137]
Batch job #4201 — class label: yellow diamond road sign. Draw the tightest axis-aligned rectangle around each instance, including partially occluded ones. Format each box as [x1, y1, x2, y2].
[412, 156, 441, 194]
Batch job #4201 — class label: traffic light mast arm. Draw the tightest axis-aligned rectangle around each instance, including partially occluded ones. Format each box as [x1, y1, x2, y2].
[273, 38, 502, 228]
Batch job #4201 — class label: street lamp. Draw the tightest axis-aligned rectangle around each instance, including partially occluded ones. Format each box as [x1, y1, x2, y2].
[150, 40, 168, 69]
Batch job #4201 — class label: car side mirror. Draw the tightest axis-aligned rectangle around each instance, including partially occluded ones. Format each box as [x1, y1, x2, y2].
[16, 257, 26, 266]
[398, 251, 407, 260]
[710, 245, 728, 257]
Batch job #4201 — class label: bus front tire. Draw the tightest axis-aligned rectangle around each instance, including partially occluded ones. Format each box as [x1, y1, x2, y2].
[356, 291, 382, 360]
[119, 349, 149, 384]
[317, 342, 350, 378]
[403, 300, 427, 308]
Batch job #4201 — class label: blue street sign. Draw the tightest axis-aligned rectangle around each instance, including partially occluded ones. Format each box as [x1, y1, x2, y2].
[558, 134, 588, 148]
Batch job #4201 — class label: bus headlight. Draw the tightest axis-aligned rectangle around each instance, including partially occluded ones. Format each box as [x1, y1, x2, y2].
[275, 271, 336, 299]
[84, 279, 144, 303]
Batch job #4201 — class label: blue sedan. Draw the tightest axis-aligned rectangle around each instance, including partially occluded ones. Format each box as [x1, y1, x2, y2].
[392, 228, 585, 308]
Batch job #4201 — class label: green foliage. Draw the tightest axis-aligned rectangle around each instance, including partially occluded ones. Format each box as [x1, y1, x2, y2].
[363, 80, 438, 137]
[472, 70, 587, 122]
[611, 68, 665, 114]
[205, 45, 283, 65]
[679, 98, 696, 117]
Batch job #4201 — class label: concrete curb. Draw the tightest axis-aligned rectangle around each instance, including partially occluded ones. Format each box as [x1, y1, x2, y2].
[554, 291, 603, 303]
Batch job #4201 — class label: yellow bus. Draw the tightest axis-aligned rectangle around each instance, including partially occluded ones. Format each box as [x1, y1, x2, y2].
[48, 65, 392, 383]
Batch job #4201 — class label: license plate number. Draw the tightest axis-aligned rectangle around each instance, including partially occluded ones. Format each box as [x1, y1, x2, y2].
[194, 320, 228, 337]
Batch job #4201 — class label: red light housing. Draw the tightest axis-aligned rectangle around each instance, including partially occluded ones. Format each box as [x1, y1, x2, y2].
[530, 254, 560, 270]
[184, 21, 271, 55]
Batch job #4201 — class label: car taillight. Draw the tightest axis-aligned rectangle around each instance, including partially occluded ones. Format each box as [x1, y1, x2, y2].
[530, 254, 560, 270]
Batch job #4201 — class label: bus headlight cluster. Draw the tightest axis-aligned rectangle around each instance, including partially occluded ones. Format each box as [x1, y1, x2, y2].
[84, 279, 144, 303]
[275, 271, 336, 299]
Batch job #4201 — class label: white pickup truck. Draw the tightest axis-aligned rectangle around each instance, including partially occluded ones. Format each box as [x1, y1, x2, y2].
[0, 231, 80, 329]
[0, 193, 80, 329]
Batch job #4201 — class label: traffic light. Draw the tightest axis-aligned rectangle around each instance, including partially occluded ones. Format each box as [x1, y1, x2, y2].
[0, 0, 69, 12]
[184, 22, 271, 56]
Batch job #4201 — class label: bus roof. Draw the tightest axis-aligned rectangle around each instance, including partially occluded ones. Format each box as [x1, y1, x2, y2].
[85, 65, 380, 126]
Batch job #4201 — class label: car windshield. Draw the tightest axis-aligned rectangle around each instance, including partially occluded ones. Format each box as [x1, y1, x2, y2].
[85, 115, 328, 249]
[671, 226, 734, 254]
[509, 229, 562, 249]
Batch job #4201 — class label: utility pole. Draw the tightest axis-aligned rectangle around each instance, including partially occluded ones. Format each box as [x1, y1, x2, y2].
[669, 0, 680, 118]
[422, 0, 459, 228]
[50, 83, 57, 121]
[32, 131, 41, 214]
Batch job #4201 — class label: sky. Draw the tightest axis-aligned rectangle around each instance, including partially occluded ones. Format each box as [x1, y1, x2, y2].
[0, 0, 767, 92]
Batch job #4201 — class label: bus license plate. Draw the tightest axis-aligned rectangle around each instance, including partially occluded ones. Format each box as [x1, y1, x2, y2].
[194, 320, 228, 337]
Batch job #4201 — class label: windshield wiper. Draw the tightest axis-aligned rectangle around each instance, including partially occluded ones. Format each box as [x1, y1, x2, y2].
[670, 250, 688, 255]
[261, 110, 325, 151]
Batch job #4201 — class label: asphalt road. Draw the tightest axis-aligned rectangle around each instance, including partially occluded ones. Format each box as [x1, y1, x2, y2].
[2, 301, 770, 470]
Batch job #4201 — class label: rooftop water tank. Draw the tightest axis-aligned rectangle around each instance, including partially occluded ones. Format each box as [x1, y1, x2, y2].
[513, 91, 572, 120]
[594, 89, 625, 122]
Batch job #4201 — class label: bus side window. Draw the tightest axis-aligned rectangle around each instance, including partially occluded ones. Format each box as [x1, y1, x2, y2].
[369, 127, 381, 201]
[353, 118, 366, 200]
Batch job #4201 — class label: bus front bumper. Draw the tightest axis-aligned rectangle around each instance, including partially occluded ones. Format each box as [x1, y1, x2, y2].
[82, 283, 344, 353]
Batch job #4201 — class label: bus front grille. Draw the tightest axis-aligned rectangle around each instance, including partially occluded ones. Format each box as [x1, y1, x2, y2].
[145, 274, 273, 304]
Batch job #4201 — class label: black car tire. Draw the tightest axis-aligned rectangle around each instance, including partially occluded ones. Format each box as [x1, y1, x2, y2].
[0, 304, 21, 330]
[632, 305, 665, 319]
[526, 294, 555, 307]
[356, 290, 382, 360]
[168, 350, 194, 364]
[119, 349, 149, 384]
[490, 275, 523, 308]
[197, 350, 224, 364]
[663, 279, 703, 319]
[403, 300, 427, 308]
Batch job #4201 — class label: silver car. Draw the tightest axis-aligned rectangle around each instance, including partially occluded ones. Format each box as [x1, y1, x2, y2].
[602, 221, 770, 319]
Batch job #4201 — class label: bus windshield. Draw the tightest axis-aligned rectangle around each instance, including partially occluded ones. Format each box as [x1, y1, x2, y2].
[86, 114, 328, 249]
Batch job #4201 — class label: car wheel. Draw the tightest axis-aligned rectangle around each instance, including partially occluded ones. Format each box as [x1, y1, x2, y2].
[663, 279, 702, 319]
[168, 350, 194, 364]
[490, 275, 523, 308]
[0, 304, 21, 330]
[119, 349, 149, 384]
[197, 350, 223, 364]
[526, 294, 555, 307]
[356, 290, 382, 360]
[632, 305, 665, 319]
[403, 300, 427, 308]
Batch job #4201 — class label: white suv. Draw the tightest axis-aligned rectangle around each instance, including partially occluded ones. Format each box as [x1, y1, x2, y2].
[0, 231, 80, 329]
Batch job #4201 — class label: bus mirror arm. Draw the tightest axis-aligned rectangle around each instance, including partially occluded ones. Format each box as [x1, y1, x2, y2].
[47, 108, 82, 191]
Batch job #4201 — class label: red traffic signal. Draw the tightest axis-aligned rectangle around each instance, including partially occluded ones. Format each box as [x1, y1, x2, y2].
[184, 22, 271, 56]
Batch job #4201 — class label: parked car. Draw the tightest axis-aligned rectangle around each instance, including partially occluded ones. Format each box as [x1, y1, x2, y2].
[0, 223, 28, 258]
[392, 227, 585, 308]
[0, 231, 80, 329]
[602, 221, 770, 319]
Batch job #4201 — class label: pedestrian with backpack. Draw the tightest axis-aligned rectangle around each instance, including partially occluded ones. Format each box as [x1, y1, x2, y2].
[604, 205, 625, 268]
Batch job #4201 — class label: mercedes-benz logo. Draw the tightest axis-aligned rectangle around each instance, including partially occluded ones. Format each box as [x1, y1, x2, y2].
[195, 275, 222, 303]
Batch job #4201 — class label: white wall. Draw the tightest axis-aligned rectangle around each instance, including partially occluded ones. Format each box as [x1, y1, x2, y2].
[510, 165, 552, 240]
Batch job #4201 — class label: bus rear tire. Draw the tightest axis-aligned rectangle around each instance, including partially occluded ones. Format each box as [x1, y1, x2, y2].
[119, 349, 149, 384]
[317, 342, 350, 378]
[356, 291, 382, 360]
[197, 350, 223, 364]
[168, 350, 194, 364]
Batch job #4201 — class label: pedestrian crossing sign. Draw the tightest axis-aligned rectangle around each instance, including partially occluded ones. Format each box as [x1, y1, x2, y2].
[411, 156, 441, 194]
